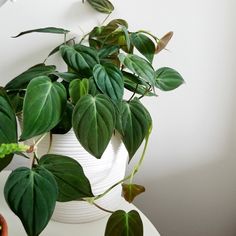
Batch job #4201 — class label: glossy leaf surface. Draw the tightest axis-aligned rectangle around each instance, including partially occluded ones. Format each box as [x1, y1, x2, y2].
[4, 167, 58, 236]
[20, 76, 67, 140]
[121, 98, 151, 161]
[105, 210, 143, 236]
[5, 64, 56, 90]
[39, 154, 94, 201]
[72, 94, 115, 158]
[155, 67, 184, 91]
[93, 64, 124, 101]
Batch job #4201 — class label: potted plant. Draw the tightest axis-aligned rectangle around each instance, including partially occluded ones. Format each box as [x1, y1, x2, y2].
[0, 0, 184, 235]
[0, 214, 8, 236]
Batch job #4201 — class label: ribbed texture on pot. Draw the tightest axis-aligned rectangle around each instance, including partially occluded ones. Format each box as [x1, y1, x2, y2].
[37, 130, 128, 223]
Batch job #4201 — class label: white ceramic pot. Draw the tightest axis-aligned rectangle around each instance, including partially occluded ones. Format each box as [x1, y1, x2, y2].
[37, 130, 128, 223]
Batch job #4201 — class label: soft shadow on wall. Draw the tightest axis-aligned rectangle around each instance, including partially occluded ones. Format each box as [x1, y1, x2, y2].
[135, 157, 236, 236]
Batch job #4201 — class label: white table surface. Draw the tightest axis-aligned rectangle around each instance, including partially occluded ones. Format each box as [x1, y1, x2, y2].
[0, 171, 160, 236]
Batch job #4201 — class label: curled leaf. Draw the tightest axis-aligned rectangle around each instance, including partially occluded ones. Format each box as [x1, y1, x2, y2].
[122, 184, 145, 203]
[155, 31, 173, 54]
[87, 0, 114, 14]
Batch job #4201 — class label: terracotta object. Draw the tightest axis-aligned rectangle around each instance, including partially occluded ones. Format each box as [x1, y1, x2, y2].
[0, 214, 8, 236]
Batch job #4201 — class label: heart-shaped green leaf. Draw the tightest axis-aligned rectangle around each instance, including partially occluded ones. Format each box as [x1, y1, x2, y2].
[0, 95, 17, 170]
[87, 0, 114, 14]
[69, 79, 89, 105]
[105, 210, 143, 236]
[39, 154, 94, 201]
[122, 184, 145, 203]
[118, 53, 155, 87]
[72, 94, 115, 158]
[155, 67, 184, 91]
[121, 98, 152, 161]
[12, 27, 70, 38]
[60, 45, 99, 77]
[5, 64, 56, 90]
[93, 64, 124, 101]
[4, 166, 58, 236]
[20, 76, 67, 141]
[131, 33, 155, 63]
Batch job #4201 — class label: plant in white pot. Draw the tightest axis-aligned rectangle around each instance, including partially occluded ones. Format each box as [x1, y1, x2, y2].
[0, 0, 184, 235]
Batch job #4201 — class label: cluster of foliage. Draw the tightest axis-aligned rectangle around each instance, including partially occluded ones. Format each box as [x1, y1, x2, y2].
[0, 0, 184, 235]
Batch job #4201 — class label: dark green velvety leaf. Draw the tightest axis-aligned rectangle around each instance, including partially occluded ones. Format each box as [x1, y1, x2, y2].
[20, 76, 67, 141]
[12, 27, 70, 38]
[72, 94, 115, 158]
[69, 79, 89, 105]
[131, 33, 155, 63]
[155, 67, 184, 91]
[4, 166, 58, 236]
[0, 95, 17, 170]
[87, 0, 114, 14]
[60, 45, 99, 77]
[88, 77, 102, 96]
[51, 102, 73, 134]
[122, 184, 145, 203]
[93, 64, 124, 101]
[5, 64, 56, 90]
[118, 53, 155, 87]
[121, 98, 152, 161]
[105, 210, 143, 236]
[39, 154, 94, 201]
[54, 72, 80, 83]
[123, 71, 156, 96]
[98, 45, 119, 59]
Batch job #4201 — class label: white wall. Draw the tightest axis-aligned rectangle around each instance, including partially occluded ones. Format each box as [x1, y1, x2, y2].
[1, 0, 236, 235]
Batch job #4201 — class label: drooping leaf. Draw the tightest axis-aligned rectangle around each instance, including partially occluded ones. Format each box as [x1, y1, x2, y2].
[121, 98, 152, 161]
[105, 210, 143, 236]
[122, 184, 145, 203]
[4, 167, 58, 236]
[20, 76, 67, 141]
[108, 19, 128, 28]
[54, 72, 80, 83]
[0, 96, 17, 170]
[12, 27, 70, 38]
[93, 64, 124, 101]
[155, 31, 173, 54]
[72, 94, 115, 158]
[131, 33, 155, 63]
[60, 45, 99, 77]
[155, 67, 184, 91]
[39, 154, 94, 201]
[122, 71, 156, 96]
[51, 102, 74, 134]
[87, 0, 114, 14]
[118, 53, 155, 87]
[69, 79, 89, 105]
[5, 64, 56, 90]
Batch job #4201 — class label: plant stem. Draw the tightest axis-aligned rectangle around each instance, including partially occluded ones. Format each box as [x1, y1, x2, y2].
[129, 130, 151, 183]
[138, 84, 152, 99]
[93, 202, 114, 214]
[128, 83, 139, 102]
